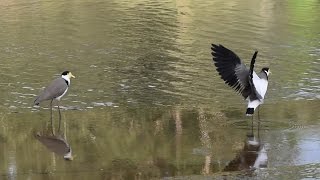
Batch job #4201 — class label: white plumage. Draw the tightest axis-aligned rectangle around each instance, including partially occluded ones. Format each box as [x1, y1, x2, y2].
[247, 71, 269, 111]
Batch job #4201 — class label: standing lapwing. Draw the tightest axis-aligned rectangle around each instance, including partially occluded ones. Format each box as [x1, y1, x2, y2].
[34, 71, 75, 122]
[211, 44, 270, 116]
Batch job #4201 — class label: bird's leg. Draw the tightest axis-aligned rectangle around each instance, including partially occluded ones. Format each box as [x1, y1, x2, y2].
[50, 99, 54, 134]
[251, 114, 254, 135]
[258, 118, 261, 140]
[257, 106, 261, 140]
[57, 101, 62, 132]
[258, 106, 260, 121]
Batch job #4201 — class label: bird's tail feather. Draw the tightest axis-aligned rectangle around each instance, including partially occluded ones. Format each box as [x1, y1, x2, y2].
[246, 108, 254, 116]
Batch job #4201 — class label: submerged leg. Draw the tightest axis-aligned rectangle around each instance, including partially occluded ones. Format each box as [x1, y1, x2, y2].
[57, 101, 62, 132]
[258, 117, 261, 140]
[50, 99, 54, 135]
[257, 106, 261, 140]
[50, 99, 53, 125]
[251, 115, 254, 135]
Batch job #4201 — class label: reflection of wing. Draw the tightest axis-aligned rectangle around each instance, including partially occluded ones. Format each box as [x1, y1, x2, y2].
[35, 134, 70, 156]
[224, 134, 267, 171]
[253, 146, 268, 168]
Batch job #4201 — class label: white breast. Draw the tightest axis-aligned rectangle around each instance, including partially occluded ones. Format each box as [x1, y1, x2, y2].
[252, 72, 268, 99]
[55, 87, 68, 101]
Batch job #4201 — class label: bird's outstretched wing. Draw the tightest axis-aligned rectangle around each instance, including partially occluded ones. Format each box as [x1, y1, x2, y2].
[248, 51, 262, 100]
[211, 44, 252, 98]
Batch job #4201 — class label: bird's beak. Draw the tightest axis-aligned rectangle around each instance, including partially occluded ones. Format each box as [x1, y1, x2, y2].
[64, 153, 75, 161]
[70, 73, 75, 78]
[64, 156, 73, 161]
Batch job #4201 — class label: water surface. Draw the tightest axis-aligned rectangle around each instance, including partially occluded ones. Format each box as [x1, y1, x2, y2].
[0, 0, 319, 179]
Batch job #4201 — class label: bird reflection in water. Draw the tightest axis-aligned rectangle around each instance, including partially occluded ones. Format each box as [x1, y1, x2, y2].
[224, 119, 267, 172]
[34, 119, 73, 161]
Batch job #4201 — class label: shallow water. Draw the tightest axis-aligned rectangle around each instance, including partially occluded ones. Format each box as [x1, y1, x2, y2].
[0, 0, 320, 179]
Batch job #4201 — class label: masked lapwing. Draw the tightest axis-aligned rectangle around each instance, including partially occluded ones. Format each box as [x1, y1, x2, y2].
[211, 44, 270, 116]
[34, 71, 75, 121]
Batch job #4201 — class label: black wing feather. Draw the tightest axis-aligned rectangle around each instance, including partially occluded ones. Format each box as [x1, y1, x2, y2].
[248, 51, 261, 100]
[211, 44, 252, 98]
[249, 51, 258, 79]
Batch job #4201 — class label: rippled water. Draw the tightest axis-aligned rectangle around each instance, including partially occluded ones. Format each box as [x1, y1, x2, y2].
[0, 0, 319, 179]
